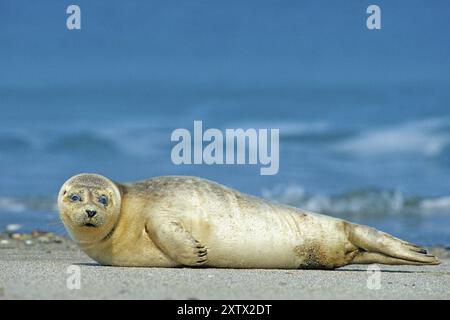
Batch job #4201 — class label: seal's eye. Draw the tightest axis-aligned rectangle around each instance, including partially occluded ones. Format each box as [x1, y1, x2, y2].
[98, 195, 108, 206]
[70, 194, 82, 202]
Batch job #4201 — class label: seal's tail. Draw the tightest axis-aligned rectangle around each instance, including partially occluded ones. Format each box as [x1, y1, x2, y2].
[346, 223, 440, 265]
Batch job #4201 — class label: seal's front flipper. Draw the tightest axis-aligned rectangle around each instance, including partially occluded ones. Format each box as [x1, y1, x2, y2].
[145, 218, 208, 267]
[346, 223, 440, 265]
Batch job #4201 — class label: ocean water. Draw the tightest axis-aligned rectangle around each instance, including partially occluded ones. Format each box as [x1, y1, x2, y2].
[1, 0, 450, 246]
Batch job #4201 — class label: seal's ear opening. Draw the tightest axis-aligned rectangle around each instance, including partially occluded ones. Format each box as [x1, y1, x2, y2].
[58, 178, 74, 204]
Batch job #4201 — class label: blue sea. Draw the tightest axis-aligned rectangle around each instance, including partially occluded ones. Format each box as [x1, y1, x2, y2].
[1, 0, 450, 246]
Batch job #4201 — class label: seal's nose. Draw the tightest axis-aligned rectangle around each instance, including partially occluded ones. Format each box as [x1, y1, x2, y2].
[86, 210, 97, 218]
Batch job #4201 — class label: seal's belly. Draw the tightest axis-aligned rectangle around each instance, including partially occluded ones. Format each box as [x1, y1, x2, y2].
[192, 207, 351, 269]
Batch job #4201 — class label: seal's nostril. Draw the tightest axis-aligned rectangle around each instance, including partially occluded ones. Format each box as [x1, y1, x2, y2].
[86, 210, 97, 218]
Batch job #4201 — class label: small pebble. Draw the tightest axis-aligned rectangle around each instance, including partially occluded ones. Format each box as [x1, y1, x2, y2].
[38, 236, 50, 243]
[31, 230, 46, 237]
[0, 239, 10, 245]
[25, 240, 33, 245]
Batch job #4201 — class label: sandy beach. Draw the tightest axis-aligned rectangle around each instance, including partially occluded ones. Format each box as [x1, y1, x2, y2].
[0, 233, 449, 300]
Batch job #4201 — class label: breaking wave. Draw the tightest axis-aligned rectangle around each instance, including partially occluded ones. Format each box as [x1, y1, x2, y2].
[2, 118, 450, 159]
[261, 184, 450, 218]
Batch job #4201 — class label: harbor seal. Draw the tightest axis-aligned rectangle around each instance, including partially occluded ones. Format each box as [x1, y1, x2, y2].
[58, 173, 440, 269]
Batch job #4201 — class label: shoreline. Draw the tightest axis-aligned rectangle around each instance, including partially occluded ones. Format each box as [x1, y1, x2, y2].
[1, 231, 450, 299]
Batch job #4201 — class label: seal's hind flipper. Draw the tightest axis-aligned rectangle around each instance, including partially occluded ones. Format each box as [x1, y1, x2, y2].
[351, 251, 436, 265]
[346, 223, 440, 265]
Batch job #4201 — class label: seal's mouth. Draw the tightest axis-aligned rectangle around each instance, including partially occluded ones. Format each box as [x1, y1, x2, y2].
[83, 223, 97, 228]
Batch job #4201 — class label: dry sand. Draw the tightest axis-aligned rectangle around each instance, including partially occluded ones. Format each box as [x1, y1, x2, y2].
[1, 238, 449, 300]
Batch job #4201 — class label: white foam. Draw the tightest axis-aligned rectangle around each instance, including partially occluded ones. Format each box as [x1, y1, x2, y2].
[224, 120, 329, 137]
[6, 224, 22, 232]
[420, 196, 450, 211]
[0, 197, 27, 213]
[0, 197, 58, 214]
[335, 118, 450, 157]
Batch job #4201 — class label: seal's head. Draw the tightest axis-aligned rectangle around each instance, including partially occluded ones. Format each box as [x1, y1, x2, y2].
[58, 173, 121, 243]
